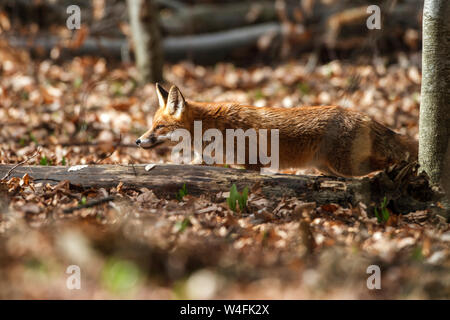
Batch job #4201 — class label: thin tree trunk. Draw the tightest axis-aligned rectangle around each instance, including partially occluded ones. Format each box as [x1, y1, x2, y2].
[419, 0, 450, 213]
[127, 0, 163, 83]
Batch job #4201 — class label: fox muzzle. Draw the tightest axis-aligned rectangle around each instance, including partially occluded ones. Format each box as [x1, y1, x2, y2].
[136, 133, 171, 149]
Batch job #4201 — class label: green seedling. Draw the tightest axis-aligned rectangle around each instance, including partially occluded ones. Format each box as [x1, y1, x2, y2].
[253, 89, 264, 100]
[39, 155, 51, 166]
[411, 246, 424, 261]
[176, 183, 188, 201]
[297, 82, 310, 94]
[101, 258, 141, 294]
[374, 196, 390, 223]
[29, 133, 38, 145]
[73, 77, 83, 89]
[174, 218, 191, 233]
[227, 184, 249, 212]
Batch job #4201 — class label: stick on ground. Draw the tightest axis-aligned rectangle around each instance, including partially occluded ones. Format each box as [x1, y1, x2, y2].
[1, 149, 40, 181]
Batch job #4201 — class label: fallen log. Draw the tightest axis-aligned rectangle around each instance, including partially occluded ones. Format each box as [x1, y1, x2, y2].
[160, 1, 277, 35]
[7, 23, 283, 63]
[0, 163, 439, 214]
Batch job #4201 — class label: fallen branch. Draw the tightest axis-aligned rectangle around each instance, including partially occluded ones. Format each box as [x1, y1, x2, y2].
[1, 149, 40, 181]
[160, 1, 276, 35]
[6, 23, 283, 63]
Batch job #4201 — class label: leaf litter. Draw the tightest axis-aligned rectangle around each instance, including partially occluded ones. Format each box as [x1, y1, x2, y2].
[0, 42, 448, 299]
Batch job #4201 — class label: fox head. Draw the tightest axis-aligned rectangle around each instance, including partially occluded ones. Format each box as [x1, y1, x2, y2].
[136, 83, 190, 149]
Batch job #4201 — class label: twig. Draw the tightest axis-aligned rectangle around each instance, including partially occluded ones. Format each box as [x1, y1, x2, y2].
[95, 134, 122, 164]
[1, 149, 40, 181]
[40, 141, 137, 148]
[63, 196, 116, 214]
[34, 178, 63, 183]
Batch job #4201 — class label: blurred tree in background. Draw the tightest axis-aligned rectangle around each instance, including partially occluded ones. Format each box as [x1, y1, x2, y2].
[127, 0, 163, 83]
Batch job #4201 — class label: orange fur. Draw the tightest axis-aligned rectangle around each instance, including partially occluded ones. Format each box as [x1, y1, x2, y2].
[137, 84, 417, 177]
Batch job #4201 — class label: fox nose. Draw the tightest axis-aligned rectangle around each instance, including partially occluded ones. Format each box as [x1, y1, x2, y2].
[135, 139, 141, 145]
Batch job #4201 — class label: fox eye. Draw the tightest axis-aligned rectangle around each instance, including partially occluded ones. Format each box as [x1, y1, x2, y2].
[154, 125, 165, 130]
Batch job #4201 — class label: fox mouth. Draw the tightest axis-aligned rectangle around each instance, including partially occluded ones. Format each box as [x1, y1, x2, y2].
[139, 140, 164, 149]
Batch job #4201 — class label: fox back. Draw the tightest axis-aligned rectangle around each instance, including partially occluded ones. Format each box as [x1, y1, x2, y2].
[136, 84, 417, 177]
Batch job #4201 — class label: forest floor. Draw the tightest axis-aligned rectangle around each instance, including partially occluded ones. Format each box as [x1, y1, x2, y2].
[0, 41, 449, 299]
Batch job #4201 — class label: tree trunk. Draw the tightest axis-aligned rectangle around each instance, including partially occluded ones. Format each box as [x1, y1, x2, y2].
[127, 0, 163, 83]
[419, 0, 450, 213]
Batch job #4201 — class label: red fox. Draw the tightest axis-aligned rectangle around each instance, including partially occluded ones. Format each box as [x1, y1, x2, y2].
[136, 83, 417, 177]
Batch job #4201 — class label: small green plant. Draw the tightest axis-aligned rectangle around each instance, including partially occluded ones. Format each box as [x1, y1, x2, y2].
[101, 258, 141, 294]
[29, 133, 38, 145]
[111, 81, 124, 96]
[374, 196, 390, 223]
[80, 196, 87, 205]
[78, 121, 88, 132]
[261, 230, 270, 246]
[253, 89, 264, 100]
[73, 77, 83, 89]
[61, 156, 67, 166]
[227, 184, 249, 212]
[39, 155, 51, 166]
[21, 90, 29, 100]
[411, 246, 424, 261]
[297, 82, 310, 94]
[176, 183, 187, 201]
[174, 218, 190, 233]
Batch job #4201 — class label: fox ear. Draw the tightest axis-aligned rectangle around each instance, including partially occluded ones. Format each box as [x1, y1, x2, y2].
[166, 85, 186, 117]
[155, 83, 169, 109]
